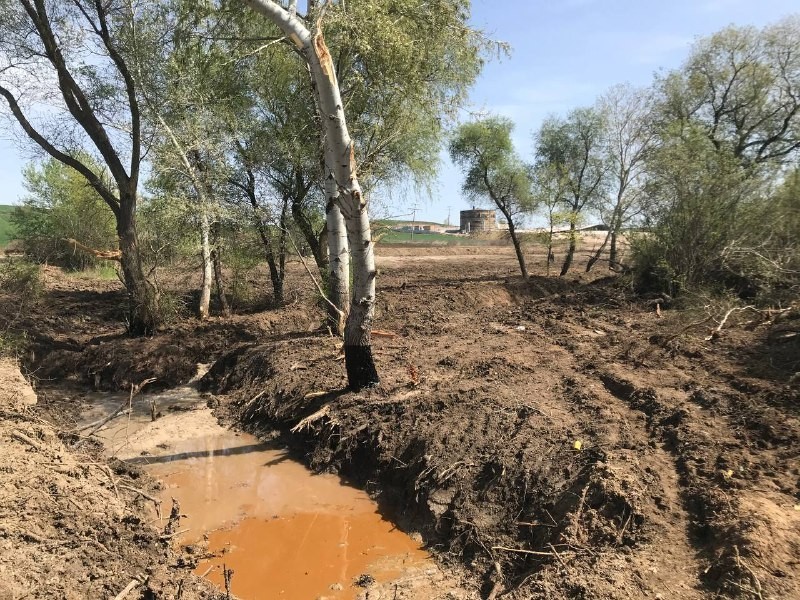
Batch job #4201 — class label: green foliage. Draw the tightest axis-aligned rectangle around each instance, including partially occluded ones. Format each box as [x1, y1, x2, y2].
[324, 0, 488, 188]
[0, 258, 43, 298]
[224, 228, 264, 308]
[534, 107, 609, 214]
[0, 205, 17, 246]
[13, 157, 117, 270]
[449, 116, 534, 219]
[634, 125, 751, 293]
[633, 17, 800, 301]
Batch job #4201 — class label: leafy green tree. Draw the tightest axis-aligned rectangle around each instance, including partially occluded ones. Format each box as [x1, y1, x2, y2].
[587, 84, 655, 272]
[658, 16, 800, 167]
[14, 157, 117, 270]
[0, 0, 159, 334]
[531, 163, 570, 276]
[450, 116, 534, 279]
[535, 107, 610, 276]
[243, 0, 488, 390]
[635, 16, 800, 298]
[634, 124, 753, 295]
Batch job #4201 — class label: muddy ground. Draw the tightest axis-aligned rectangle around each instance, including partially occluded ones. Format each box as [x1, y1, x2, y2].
[1, 242, 799, 599]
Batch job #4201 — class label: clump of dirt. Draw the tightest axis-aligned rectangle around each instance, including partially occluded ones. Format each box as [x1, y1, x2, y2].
[0, 359, 223, 600]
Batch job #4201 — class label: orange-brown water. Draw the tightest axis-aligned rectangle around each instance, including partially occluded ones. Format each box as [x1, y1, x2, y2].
[82, 389, 432, 600]
[146, 432, 430, 599]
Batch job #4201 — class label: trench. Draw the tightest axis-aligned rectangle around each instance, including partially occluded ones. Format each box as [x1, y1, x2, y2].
[80, 382, 442, 599]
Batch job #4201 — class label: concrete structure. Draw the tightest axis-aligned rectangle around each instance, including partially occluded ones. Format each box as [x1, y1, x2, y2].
[460, 208, 496, 233]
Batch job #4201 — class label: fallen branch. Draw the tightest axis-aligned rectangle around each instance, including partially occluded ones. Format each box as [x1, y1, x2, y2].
[113, 577, 144, 600]
[291, 404, 331, 433]
[160, 528, 190, 541]
[491, 545, 568, 557]
[11, 430, 47, 453]
[76, 409, 132, 434]
[706, 306, 756, 341]
[82, 402, 130, 438]
[119, 484, 163, 520]
[371, 329, 397, 338]
[64, 238, 121, 261]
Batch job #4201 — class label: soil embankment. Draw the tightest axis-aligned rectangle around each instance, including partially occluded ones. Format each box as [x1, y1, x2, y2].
[1, 245, 798, 599]
[0, 358, 224, 600]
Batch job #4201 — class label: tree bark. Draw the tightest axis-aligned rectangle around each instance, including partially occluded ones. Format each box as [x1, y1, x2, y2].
[560, 219, 577, 276]
[325, 173, 349, 334]
[211, 222, 230, 316]
[198, 210, 213, 320]
[245, 0, 379, 390]
[500, 209, 527, 279]
[117, 198, 159, 335]
[586, 228, 612, 273]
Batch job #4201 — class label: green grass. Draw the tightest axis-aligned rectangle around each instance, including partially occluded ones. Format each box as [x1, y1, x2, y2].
[377, 230, 482, 245]
[0, 205, 18, 246]
[66, 264, 120, 281]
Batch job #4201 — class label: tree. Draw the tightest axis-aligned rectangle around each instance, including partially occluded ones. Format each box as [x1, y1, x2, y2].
[658, 16, 800, 167]
[634, 16, 800, 297]
[535, 107, 609, 276]
[230, 0, 486, 331]
[129, 1, 236, 321]
[531, 163, 570, 276]
[242, 0, 381, 390]
[450, 117, 534, 279]
[15, 156, 117, 270]
[586, 84, 655, 272]
[0, 0, 158, 334]
[241, 0, 488, 389]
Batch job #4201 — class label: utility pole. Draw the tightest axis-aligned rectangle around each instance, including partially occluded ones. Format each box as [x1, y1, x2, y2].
[446, 206, 451, 228]
[410, 206, 420, 241]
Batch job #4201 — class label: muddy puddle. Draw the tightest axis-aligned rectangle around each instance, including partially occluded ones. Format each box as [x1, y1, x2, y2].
[80, 384, 457, 600]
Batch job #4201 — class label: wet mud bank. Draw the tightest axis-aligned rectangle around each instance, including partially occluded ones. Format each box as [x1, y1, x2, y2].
[85, 384, 468, 600]
[0, 360, 224, 600]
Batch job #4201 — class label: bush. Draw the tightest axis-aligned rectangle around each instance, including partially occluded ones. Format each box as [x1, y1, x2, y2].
[0, 259, 43, 298]
[13, 157, 117, 270]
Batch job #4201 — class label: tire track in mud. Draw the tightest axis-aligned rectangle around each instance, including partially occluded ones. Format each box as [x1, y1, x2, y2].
[551, 370, 706, 600]
[595, 366, 800, 600]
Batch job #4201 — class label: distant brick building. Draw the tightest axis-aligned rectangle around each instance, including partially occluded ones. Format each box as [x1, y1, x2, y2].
[460, 208, 496, 233]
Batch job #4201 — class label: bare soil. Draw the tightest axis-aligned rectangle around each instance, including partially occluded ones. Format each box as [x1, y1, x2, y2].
[1, 243, 798, 599]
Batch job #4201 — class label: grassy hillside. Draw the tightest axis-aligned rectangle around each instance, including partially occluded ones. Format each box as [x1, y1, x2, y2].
[0, 205, 18, 246]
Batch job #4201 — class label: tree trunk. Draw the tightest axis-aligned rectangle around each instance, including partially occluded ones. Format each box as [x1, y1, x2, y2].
[265, 249, 284, 305]
[245, 0, 379, 390]
[609, 211, 623, 270]
[198, 210, 213, 320]
[117, 200, 159, 335]
[586, 229, 612, 273]
[343, 204, 379, 390]
[325, 174, 349, 334]
[291, 194, 326, 274]
[560, 220, 577, 276]
[502, 210, 527, 279]
[211, 222, 230, 316]
[546, 222, 555, 277]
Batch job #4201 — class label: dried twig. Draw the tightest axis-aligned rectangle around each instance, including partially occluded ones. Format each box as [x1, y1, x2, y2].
[706, 306, 756, 341]
[160, 528, 190, 541]
[10, 430, 47, 453]
[491, 545, 569, 557]
[112, 578, 141, 600]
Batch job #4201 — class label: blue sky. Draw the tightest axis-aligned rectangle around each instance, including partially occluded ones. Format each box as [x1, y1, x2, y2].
[2, 0, 798, 224]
